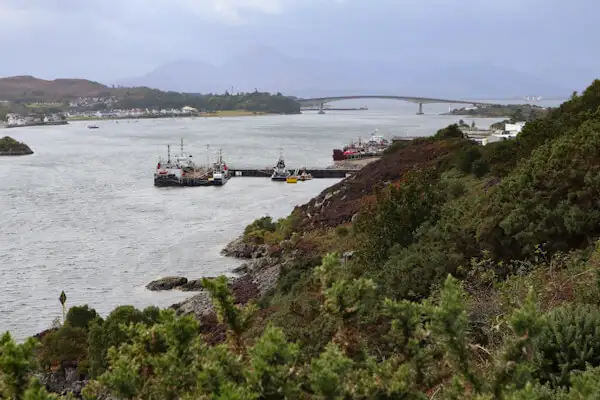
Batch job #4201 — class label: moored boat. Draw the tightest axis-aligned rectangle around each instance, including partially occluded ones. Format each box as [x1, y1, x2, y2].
[287, 168, 299, 183]
[298, 166, 313, 181]
[271, 150, 290, 181]
[212, 149, 230, 186]
[332, 129, 390, 161]
[154, 138, 211, 187]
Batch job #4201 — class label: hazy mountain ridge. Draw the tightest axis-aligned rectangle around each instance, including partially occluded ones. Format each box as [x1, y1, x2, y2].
[0, 76, 110, 99]
[115, 47, 571, 99]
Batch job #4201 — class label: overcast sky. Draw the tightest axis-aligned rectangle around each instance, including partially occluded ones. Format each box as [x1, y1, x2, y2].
[0, 0, 597, 89]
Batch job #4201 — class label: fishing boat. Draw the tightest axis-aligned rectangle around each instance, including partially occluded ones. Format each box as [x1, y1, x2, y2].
[87, 124, 99, 129]
[271, 149, 290, 182]
[332, 129, 390, 161]
[154, 138, 211, 187]
[298, 166, 313, 181]
[212, 149, 230, 186]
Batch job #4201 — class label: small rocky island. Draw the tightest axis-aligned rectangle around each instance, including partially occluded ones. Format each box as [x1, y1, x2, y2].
[0, 136, 34, 155]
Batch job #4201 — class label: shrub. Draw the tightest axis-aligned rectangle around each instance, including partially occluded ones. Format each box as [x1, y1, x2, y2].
[38, 325, 88, 374]
[434, 124, 464, 139]
[534, 303, 600, 388]
[244, 216, 276, 237]
[447, 180, 466, 199]
[456, 146, 482, 174]
[471, 159, 490, 177]
[335, 225, 349, 237]
[480, 139, 519, 177]
[88, 305, 160, 378]
[65, 305, 100, 331]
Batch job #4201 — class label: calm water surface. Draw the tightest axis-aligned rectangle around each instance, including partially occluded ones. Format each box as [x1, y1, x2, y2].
[0, 100, 545, 339]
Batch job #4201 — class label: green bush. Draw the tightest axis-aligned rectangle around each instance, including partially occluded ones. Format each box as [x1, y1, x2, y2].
[456, 146, 482, 174]
[480, 139, 519, 176]
[434, 123, 464, 139]
[335, 225, 349, 237]
[244, 216, 276, 237]
[65, 305, 100, 331]
[39, 325, 88, 374]
[354, 168, 445, 266]
[535, 303, 600, 388]
[88, 305, 160, 378]
[446, 180, 466, 199]
[471, 159, 490, 177]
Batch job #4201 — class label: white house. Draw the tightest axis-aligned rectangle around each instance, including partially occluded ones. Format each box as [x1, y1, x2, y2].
[483, 132, 519, 145]
[182, 106, 198, 114]
[505, 122, 526, 135]
[6, 113, 25, 125]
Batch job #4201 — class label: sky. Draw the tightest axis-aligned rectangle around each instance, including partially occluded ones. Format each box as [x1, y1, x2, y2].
[0, 0, 598, 90]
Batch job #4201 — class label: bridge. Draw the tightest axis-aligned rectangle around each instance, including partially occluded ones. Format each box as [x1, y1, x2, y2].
[297, 95, 491, 115]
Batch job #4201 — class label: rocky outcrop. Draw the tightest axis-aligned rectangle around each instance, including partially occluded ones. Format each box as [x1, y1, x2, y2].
[180, 278, 207, 291]
[221, 237, 259, 258]
[146, 276, 188, 291]
[170, 261, 277, 320]
[36, 369, 87, 398]
[0, 136, 34, 156]
[165, 233, 291, 347]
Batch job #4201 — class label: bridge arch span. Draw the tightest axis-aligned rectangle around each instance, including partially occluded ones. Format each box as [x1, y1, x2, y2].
[297, 95, 489, 115]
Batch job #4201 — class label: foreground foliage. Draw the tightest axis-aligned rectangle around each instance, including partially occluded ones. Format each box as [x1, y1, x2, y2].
[6, 261, 600, 399]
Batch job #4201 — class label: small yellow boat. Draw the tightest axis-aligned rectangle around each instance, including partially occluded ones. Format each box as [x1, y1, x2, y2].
[287, 168, 299, 183]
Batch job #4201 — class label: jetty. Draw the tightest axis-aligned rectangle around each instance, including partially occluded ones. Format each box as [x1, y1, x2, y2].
[229, 168, 355, 179]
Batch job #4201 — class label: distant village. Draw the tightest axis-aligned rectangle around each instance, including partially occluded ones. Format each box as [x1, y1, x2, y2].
[69, 105, 199, 119]
[2, 95, 201, 127]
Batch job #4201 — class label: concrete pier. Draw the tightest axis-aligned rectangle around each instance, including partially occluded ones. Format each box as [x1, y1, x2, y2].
[229, 168, 355, 178]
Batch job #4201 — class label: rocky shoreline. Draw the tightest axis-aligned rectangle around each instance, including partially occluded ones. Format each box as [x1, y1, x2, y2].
[148, 237, 287, 328]
[33, 238, 286, 398]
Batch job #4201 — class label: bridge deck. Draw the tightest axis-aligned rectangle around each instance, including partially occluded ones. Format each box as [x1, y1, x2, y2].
[297, 95, 491, 106]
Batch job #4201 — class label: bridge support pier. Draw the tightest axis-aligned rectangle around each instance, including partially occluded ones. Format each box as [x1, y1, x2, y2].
[416, 102, 424, 115]
[318, 103, 326, 114]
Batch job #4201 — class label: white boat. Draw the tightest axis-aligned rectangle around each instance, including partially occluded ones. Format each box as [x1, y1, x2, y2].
[271, 149, 290, 181]
[87, 124, 99, 129]
[154, 138, 210, 187]
[212, 149, 230, 186]
[298, 166, 313, 181]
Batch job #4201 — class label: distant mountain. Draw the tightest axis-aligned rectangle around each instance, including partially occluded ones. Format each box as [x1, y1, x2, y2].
[0, 76, 111, 100]
[115, 47, 571, 99]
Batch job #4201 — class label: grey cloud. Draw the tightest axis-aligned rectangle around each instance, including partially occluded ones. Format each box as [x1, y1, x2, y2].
[0, 0, 597, 91]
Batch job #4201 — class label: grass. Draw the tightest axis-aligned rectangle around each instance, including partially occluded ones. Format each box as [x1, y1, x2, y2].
[25, 102, 63, 108]
[199, 110, 271, 117]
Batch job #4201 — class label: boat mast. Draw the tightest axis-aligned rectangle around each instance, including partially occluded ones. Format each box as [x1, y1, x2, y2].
[180, 138, 184, 157]
[206, 144, 210, 168]
[167, 144, 171, 163]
